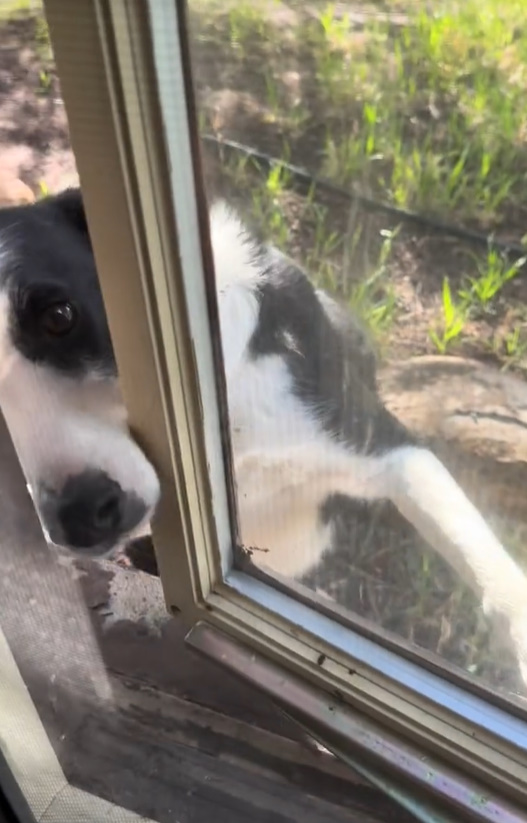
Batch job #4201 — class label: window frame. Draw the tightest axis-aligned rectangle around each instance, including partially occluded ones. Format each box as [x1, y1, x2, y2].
[41, 0, 527, 818]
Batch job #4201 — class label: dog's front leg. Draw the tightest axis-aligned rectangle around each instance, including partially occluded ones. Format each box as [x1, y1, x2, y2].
[386, 446, 527, 685]
[235, 443, 527, 685]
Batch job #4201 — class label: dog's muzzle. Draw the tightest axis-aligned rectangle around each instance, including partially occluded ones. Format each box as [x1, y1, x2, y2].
[37, 469, 150, 555]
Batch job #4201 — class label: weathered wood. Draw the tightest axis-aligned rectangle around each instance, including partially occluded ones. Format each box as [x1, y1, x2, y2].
[51, 673, 412, 823]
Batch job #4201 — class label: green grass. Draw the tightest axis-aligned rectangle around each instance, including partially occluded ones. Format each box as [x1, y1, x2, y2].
[429, 276, 469, 354]
[198, 0, 527, 226]
[428, 247, 527, 353]
[495, 325, 527, 371]
[458, 249, 527, 310]
[0, 0, 37, 18]
[347, 226, 399, 342]
[310, 0, 527, 224]
[192, 0, 527, 351]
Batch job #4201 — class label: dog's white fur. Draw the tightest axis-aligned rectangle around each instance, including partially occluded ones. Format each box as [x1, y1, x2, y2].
[211, 201, 527, 683]
[1, 198, 527, 684]
[0, 291, 159, 546]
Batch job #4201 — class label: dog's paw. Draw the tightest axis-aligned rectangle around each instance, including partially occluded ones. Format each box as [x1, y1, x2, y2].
[124, 536, 159, 576]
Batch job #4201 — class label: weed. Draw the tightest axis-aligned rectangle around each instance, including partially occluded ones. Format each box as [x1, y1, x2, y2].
[304, 201, 344, 293]
[458, 249, 527, 310]
[349, 227, 399, 340]
[37, 180, 49, 199]
[228, 2, 268, 51]
[263, 71, 280, 123]
[0, 0, 35, 20]
[504, 326, 526, 358]
[491, 325, 527, 370]
[37, 68, 51, 94]
[249, 162, 291, 249]
[429, 277, 468, 354]
[314, 4, 354, 106]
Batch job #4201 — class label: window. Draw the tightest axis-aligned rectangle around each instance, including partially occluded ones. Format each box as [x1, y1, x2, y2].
[0, 0, 526, 820]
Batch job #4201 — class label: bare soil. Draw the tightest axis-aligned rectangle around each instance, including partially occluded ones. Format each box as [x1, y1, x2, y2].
[0, 15, 77, 202]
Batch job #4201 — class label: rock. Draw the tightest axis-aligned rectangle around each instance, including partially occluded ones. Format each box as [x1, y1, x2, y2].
[379, 355, 527, 534]
[0, 171, 35, 205]
[380, 355, 527, 461]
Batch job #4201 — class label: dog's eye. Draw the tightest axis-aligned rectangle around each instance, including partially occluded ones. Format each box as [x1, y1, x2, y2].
[39, 302, 77, 336]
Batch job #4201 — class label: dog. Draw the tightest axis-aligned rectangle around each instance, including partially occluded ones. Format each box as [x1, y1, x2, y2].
[1, 188, 527, 684]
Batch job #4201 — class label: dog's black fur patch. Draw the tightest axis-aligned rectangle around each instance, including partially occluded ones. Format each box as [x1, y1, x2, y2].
[250, 259, 412, 455]
[0, 189, 116, 377]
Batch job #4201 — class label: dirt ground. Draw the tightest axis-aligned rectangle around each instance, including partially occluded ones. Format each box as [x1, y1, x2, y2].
[2, 8, 527, 699]
[0, 14, 76, 202]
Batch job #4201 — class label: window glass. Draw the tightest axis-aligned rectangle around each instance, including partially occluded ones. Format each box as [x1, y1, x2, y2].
[188, 0, 527, 704]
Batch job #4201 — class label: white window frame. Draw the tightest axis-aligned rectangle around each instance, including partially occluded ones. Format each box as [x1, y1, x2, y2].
[32, 0, 527, 818]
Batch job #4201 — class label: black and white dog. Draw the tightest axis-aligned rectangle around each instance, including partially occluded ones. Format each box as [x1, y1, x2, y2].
[1, 188, 527, 683]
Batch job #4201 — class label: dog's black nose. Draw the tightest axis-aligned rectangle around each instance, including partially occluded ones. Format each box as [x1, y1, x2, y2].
[56, 470, 146, 551]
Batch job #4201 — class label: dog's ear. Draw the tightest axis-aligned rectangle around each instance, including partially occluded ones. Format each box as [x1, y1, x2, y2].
[50, 187, 89, 237]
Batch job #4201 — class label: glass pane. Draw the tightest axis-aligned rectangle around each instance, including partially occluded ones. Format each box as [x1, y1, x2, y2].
[0, 3, 388, 821]
[188, 0, 527, 704]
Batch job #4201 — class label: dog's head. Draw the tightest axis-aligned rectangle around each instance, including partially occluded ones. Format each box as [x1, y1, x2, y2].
[0, 188, 160, 556]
